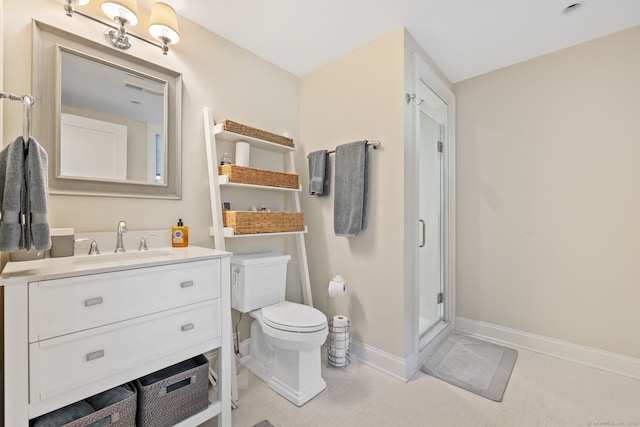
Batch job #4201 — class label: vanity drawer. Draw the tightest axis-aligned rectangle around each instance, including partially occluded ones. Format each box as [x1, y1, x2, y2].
[29, 299, 220, 403]
[29, 259, 220, 342]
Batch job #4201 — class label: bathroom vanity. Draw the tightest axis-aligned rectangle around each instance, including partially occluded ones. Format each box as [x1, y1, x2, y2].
[1, 246, 231, 427]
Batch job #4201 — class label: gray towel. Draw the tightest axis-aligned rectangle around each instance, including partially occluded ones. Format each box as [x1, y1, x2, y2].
[334, 141, 369, 237]
[31, 400, 95, 427]
[23, 137, 51, 251]
[0, 136, 50, 252]
[307, 150, 329, 196]
[0, 136, 24, 250]
[86, 384, 134, 410]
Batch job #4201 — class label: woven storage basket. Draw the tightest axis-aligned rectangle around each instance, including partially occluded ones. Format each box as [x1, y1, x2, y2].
[135, 355, 209, 427]
[219, 164, 298, 189]
[223, 211, 304, 234]
[32, 384, 137, 427]
[218, 119, 294, 148]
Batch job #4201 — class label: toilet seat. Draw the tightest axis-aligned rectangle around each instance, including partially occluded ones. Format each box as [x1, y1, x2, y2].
[261, 301, 327, 333]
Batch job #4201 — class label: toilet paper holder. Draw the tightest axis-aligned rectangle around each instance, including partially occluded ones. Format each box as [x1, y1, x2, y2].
[327, 315, 350, 369]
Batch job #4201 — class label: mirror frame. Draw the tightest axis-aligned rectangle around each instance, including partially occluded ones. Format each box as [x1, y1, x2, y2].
[32, 20, 182, 199]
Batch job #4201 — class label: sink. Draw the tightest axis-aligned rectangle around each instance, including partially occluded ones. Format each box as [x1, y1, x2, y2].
[71, 250, 175, 266]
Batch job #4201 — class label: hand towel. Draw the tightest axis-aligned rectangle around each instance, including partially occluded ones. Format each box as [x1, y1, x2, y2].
[23, 137, 51, 251]
[0, 136, 51, 252]
[334, 141, 369, 237]
[307, 150, 329, 196]
[0, 136, 27, 251]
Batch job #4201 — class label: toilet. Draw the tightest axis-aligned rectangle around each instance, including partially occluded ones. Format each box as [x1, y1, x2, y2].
[231, 253, 328, 406]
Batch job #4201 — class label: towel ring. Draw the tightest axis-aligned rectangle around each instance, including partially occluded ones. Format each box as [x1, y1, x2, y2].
[23, 95, 34, 143]
[1, 91, 35, 144]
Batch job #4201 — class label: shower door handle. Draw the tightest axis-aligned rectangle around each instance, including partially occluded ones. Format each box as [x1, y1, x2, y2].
[419, 219, 426, 248]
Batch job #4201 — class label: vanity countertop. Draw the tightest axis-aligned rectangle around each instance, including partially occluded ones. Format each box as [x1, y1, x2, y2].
[0, 246, 231, 285]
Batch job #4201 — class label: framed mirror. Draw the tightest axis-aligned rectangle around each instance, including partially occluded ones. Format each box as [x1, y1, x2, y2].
[32, 21, 182, 199]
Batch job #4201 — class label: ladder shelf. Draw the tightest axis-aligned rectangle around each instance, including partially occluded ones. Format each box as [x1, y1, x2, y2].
[203, 106, 313, 305]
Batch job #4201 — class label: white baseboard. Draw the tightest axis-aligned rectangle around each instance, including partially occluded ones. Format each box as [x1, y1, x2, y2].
[235, 320, 640, 386]
[350, 339, 411, 382]
[456, 317, 640, 380]
[239, 336, 413, 382]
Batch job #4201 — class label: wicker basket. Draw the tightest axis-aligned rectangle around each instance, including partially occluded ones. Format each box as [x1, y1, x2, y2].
[218, 119, 294, 148]
[32, 383, 137, 427]
[218, 164, 298, 189]
[135, 355, 209, 427]
[223, 211, 304, 235]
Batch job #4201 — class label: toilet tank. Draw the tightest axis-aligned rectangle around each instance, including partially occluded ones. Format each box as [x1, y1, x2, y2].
[230, 253, 291, 313]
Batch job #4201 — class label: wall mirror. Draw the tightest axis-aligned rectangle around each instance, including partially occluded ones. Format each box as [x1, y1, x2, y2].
[32, 21, 182, 199]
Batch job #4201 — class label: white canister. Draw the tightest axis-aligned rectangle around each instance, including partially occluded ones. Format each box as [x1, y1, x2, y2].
[235, 141, 250, 167]
[50, 228, 75, 257]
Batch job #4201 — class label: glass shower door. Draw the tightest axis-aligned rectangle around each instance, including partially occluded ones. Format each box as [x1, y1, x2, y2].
[417, 100, 444, 342]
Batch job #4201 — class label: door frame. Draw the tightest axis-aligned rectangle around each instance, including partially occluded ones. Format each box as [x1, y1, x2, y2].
[404, 53, 457, 378]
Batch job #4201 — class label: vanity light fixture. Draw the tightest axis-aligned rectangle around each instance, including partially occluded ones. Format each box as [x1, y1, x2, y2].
[63, 0, 180, 55]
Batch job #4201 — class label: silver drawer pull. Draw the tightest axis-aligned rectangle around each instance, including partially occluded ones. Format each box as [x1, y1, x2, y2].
[181, 323, 194, 332]
[84, 297, 103, 307]
[86, 350, 105, 361]
[180, 280, 194, 288]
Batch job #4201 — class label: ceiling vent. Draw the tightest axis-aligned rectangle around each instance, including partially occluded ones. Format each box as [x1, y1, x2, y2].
[123, 81, 163, 96]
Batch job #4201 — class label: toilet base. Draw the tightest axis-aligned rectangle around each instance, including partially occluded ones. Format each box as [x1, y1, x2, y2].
[243, 320, 327, 406]
[245, 354, 326, 406]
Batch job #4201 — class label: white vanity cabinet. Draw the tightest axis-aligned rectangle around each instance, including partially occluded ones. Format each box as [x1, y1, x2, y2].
[1, 246, 232, 427]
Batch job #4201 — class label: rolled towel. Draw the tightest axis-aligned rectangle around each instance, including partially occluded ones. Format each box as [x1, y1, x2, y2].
[32, 400, 94, 427]
[86, 384, 134, 410]
[139, 357, 201, 386]
[307, 150, 329, 196]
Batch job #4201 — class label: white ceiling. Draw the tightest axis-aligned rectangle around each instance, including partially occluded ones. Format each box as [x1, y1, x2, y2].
[165, 0, 640, 83]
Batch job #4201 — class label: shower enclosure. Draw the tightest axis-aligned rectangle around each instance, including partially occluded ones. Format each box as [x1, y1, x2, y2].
[408, 54, 456, 372]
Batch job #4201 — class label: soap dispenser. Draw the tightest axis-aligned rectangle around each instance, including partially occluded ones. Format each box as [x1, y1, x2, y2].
[172, 218, 189, 247]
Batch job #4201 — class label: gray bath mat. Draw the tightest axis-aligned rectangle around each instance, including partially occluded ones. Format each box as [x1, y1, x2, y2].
[253, 421, 276, 427]
[421, 333, 517, 401]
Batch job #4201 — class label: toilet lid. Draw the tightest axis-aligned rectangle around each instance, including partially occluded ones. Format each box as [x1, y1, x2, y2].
[261, 302, 327, 333]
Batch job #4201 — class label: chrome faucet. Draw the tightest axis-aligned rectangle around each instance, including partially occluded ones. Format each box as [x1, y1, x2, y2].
[114, 220, 128, 253]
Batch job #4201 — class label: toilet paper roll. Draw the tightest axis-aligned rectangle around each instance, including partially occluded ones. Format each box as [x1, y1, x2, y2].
[328, 280, 346, 298]
[332, 333, 349, 348]
[331, 348, 346, 359]
[235, 141, 250, 167]
[332, 315, 349, 327]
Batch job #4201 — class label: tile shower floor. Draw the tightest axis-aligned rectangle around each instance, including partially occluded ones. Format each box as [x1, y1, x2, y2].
[202, 346, 640, 427]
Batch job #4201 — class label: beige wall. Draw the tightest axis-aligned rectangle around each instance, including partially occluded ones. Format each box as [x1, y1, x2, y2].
[300, 29, 406, 356]
[455, 26, 640, 358]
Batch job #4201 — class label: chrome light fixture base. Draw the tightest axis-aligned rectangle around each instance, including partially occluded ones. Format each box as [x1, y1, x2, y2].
[104, 18, 132, 50]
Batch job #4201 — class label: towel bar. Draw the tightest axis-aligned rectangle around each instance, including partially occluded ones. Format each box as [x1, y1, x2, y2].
[327, 140, 381, 154]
